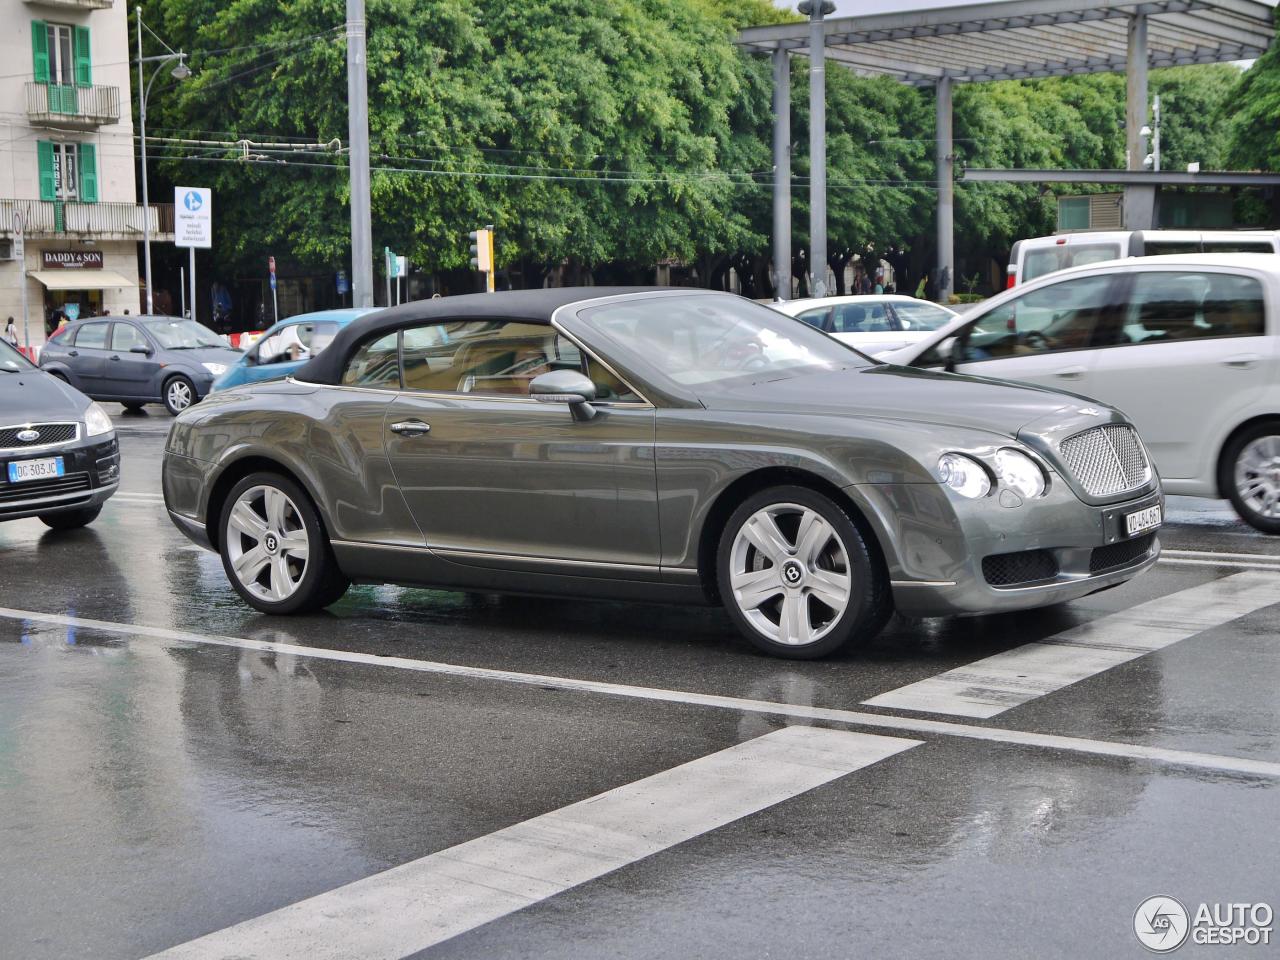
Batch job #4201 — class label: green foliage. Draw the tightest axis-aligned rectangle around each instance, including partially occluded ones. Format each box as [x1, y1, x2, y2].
[140, 0, 1253, 288]
[1225, 31, 1280, 171]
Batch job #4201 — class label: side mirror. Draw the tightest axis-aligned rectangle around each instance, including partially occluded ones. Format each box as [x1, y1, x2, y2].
[129, 345, 153, 356]
[530, 370, 598, 422]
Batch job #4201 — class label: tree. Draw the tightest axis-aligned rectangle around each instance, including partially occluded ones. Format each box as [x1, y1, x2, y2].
[1225, 30, 1280, 172]
[141, 0, 793, 286]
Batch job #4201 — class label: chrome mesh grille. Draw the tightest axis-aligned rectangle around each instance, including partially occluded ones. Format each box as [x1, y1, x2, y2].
[1059, 424, 1151, 497]
[0, 422, 77, 450]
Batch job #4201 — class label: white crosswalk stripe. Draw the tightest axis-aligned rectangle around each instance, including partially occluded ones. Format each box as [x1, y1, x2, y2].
[143, 727, 918, 960]
[863, 570, 1280, 719]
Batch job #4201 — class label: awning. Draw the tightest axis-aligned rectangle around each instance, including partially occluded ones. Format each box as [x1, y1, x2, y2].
[30, 270, 137, 291]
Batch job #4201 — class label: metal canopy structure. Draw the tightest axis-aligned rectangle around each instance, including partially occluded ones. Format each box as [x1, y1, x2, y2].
[739, 0, 1274, 85]
[738, 0, 1276, 300]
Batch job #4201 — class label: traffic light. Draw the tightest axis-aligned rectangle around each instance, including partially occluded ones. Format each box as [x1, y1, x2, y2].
[468, 228, 492, 273]
[468, 225, 495, 292]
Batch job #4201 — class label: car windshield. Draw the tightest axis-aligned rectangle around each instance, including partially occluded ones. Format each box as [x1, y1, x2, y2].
[889, 301, 955, 331]
[579, 294, 873, 391]
[0, 337, 34, 373]
[141, 318, 228, 350]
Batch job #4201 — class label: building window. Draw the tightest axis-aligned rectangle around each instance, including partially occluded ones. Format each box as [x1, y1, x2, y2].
[52, 143, 78, 200]
[48, 24, 73, 85]
[32, 20, 90, 88]
[38, 141, 97, 203]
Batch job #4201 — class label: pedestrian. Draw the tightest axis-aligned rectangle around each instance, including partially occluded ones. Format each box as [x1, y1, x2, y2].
[4, 316, 16, 345]
[915, 276, 927, 299]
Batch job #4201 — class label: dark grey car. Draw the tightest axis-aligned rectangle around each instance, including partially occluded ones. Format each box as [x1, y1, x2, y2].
[163, 288, 1163, 659]
[1, 338, 118, 529]
[40, 316, 243, 415]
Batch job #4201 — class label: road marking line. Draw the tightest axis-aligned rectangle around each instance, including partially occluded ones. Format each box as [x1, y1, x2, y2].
[1163, 549, 1280, 562]
[863, 571, 1280, 719]
[145, 727, 918, 960]
[1159, 558, 1280, 571]
[0, 605, 1276, 779]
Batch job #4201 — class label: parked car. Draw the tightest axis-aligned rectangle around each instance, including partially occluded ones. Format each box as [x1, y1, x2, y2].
[772, 295, 959, 355]
[40, 315, 243, 416]
[164, 288, 1161, 659]
[882, 252, 1280, 532]
[1007, 229, 1279, 287]
[0, 337, 118, 529]
[210, 308, 379, 393]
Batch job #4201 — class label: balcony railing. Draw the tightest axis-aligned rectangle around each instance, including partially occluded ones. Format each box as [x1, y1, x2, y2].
[0, 200, 175, 241]
[25, 83, 121, 129]
[23, 0, 115, 9]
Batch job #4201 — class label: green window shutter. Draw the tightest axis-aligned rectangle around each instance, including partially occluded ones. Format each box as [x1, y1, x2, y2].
[78, 143, 98, 203]
[73, 25, 91, 88]
[37, 141, 56, 201]
[32, 20, 49, 84]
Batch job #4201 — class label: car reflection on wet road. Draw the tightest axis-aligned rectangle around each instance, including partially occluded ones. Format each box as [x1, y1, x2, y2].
[0, 405, 1277, 960]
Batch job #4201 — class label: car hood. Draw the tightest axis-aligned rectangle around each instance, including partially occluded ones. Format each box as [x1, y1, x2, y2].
[0, 367, 88, 421]
[698, 364, 1100, 439]
[832, 332, 929, 356]
[169, 347, 243, 366]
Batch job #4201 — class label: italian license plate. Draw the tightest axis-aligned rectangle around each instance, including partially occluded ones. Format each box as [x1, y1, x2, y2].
[1124, 504, 1162, 537]
[7, 457, 65, 484]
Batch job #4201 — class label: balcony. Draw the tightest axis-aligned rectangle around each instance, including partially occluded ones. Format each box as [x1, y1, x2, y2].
[25, 83, 121, 130]
[0, 200, 174, 242]
[23, 0, 115, 9]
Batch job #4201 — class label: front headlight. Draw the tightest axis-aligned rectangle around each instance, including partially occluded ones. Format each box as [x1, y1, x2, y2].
[84, 402, 113, 438]
[995, 448, 1048, 499]
[938, 453, 991, 498]
[202, 362, 228, 376]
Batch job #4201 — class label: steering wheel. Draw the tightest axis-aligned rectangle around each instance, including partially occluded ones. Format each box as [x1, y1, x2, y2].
[1022, 329, 1052, 350]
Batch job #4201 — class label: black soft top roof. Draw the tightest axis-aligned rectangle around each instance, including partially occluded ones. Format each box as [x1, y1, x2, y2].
[294, 286, 663, 385]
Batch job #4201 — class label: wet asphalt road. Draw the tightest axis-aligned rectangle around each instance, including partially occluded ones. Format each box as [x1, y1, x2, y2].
[1, 405, 1277, 960]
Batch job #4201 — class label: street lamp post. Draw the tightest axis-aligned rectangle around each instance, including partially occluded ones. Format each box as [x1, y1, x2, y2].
[135, 7, 189, 315]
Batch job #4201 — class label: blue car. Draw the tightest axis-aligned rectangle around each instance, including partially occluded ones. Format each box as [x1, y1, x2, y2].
[211, 308, 378, 393]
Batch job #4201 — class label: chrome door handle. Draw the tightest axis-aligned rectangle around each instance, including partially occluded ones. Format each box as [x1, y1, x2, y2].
[1054, 366, 1086, 380]
[1223, 354, 1262, 369]
[389, 420, 431, 437]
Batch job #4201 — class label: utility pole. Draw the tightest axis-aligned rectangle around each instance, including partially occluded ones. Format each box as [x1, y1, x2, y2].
[346, 0, 374, 308]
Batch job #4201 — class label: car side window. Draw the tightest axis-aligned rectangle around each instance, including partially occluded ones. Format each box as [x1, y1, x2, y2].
[73, 322, 109, 349]
[1117, 272, 1265, 345]
[831, 303, 889, 334]
[341, 331, 400, 389]
[109, 323, 147, 352]
[956, 275, 1113, 362]
[256, 323, 314, 366]
[795, 308, 830, 330]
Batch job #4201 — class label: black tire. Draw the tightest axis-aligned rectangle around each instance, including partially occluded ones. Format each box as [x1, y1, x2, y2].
[121, 402, 146, 412]
[715, 484, 891, 659]
[217, 471, 349, 614]
[163, 375, 197, 416]
[39, 505, 102, 530]
[1221, 421, 1280, 534]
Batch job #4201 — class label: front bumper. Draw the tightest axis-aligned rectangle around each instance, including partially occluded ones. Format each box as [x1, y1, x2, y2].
[0, 434, 119, 522]
[866, 478, 1163, 618]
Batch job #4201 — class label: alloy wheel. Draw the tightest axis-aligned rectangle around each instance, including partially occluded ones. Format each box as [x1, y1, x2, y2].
[224, 485, 311, 603]
[728, 502, 853, 646]
[167, 379, 194, 412]
[1234, 435, 1280, 520]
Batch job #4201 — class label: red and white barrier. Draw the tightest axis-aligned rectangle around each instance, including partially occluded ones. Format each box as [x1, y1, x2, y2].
[227, 331, 265, 350]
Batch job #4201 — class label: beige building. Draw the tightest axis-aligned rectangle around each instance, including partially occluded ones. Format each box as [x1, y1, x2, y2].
[0, 0, 172, 349]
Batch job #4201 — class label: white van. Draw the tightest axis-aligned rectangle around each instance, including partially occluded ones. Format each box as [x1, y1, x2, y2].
[1007, 230, 1280, 287]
